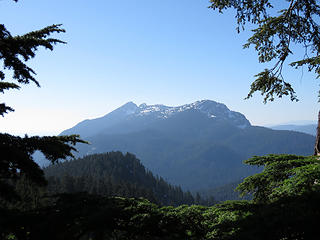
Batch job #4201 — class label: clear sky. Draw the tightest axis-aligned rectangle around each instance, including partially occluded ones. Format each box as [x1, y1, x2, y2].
[0, 0, 319, 136]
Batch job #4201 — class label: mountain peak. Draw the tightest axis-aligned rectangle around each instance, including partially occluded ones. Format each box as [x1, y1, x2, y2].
[116, 102, 138, 115]
[121, 101, 138, 109]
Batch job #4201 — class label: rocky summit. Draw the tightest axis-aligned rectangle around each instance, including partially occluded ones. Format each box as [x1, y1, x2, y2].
[61, 100, 251, 138]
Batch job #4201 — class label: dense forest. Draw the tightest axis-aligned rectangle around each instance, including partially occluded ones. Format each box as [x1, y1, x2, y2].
[44, 152, 215, 206]
[3, 154, 320, 239]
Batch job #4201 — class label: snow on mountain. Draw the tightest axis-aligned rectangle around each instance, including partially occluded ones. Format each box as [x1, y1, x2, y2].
[120, 100, 251, 129]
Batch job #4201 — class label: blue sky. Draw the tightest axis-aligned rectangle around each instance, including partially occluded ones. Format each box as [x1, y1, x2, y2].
[0, 0, 319, 135]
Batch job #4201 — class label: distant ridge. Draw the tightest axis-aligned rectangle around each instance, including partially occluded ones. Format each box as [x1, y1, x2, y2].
[269, 124, 316, 136]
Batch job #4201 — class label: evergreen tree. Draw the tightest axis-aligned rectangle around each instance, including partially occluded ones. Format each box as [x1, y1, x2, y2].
[0, 0, 86, 202]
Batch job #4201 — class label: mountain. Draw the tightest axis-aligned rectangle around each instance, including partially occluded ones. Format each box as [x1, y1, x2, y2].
[61, 100, 251, 138]
[270, 124, 317, 136]
[60, 100, 315, 191]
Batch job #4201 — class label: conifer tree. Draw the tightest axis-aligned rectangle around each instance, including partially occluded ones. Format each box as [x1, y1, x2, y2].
[0, 0, 86, 202]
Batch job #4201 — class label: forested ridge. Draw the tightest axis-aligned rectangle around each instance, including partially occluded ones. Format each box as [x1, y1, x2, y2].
[44, 152, 214, 206]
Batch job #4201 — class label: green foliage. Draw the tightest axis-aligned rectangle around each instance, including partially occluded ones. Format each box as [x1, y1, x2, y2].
[209, 0, 320, 102]
[203, 193, 320, 240]
[237, 154, 320, 202]
[203, 153, 320, 239]
[0, 193, 209, 240]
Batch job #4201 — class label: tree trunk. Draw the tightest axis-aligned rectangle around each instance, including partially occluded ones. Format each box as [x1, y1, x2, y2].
[314, 110, 320, 156]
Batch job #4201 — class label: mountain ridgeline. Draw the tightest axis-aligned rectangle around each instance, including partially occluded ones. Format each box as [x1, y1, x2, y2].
[44, 152, 214, 206]
[60, 100, 315, 191]
[270, 124, 317, 136]
[61, 100, 251, 138]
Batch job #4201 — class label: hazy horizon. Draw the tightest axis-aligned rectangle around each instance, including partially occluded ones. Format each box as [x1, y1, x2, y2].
[3, 99, 317, 137]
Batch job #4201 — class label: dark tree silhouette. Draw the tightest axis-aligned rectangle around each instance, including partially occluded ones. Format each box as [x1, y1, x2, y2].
[0, 0, 86, 202]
